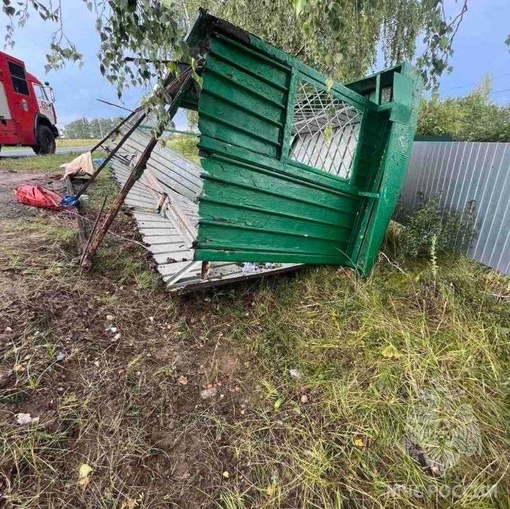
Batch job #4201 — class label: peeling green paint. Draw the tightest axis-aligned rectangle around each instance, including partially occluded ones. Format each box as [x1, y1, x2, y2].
[185, 11, 421, 275]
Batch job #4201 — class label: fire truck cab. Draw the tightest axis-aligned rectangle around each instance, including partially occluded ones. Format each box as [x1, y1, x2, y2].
[0, 51, 58, 155]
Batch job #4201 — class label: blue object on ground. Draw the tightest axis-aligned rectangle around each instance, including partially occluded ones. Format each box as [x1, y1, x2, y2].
[61, 195, 79, 207]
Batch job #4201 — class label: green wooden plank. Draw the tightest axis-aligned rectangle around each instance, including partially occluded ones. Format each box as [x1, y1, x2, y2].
[201, 180, 358, 226]
[198, 118, 279, 158]
[200, 200, 355, 240]
[195, 223, 350, 257]
[206, 58, 287, 109]
[188, 11, 421, 270]
[195, 248, 351, 265]
[201, 157, 359, 214]
[209, 37, 289, 88]
[199, 137, 357, 195]
[199, 93, 282, 142]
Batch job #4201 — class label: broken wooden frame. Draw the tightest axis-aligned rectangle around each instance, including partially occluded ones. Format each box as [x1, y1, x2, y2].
[79, 65, 195, 268]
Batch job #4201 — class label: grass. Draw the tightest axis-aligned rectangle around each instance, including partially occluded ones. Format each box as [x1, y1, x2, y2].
[0, 163, 509, 508]
[1, 139, 99, 152]
[212, 258, 510, 508]
[56, 138, 100, 148]
[0, 151, 106, 173]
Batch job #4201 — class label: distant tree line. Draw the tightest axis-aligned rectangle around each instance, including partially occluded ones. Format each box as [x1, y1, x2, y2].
[62, 117, 122, 139]
[417, 76, 510, 142]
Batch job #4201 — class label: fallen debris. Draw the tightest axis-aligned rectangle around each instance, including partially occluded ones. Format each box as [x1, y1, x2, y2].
[60, 152, 95, 179]
[15, 184, 62, 210]
[200, 386, 218, 399]
[64, 176, 87, 254]
[16, 413, 39, 425]
[80, 10, 420, 290]
[77, 463, 93, 490]
[105, 124, 298, 291]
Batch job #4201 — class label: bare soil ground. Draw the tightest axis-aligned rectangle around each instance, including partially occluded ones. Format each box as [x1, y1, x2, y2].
[0, 166, 261, 508]
[0, 171, 62, 220]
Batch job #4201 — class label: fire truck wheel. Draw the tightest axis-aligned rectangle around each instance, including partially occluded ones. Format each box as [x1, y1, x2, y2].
[33, 125, 56, 155]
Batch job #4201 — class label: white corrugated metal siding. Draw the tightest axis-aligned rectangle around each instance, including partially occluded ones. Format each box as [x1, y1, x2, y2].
[401, 141, 510, 274]
[108, 125, 299, 291]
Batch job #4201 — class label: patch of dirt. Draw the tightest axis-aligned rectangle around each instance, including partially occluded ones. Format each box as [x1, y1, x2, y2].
[0, 171, 66, 220]
[0, 206, 261, 508]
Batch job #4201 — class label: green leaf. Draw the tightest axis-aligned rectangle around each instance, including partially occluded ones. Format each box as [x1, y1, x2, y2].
[274, 396, 285, 411]
[192, 71, 203, 89]
[324, 123, 333, 143]
[438, 36, 449, 50]
[381, 344, 402, 359]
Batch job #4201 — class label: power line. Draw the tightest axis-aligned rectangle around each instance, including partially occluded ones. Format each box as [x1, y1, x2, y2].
[492, 88, 510, 95]
[441, 72, 510, 92]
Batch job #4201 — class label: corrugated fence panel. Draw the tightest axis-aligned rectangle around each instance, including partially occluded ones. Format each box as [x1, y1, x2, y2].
[400, 141, 510, 274]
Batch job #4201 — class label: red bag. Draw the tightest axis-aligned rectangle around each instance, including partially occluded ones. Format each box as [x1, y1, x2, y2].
[16, 185, 63, 210]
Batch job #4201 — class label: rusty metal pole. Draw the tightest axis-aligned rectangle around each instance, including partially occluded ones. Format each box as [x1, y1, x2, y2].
[80, 68, 194, 269]
[74, 109, 148, 199]
[80, 137, 159, 269]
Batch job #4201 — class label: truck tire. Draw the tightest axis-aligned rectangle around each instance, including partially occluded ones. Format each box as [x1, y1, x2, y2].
[33, 125, 56, 155]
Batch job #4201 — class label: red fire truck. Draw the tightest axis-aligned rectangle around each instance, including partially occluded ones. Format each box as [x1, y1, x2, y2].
[0, 51, 58, 155]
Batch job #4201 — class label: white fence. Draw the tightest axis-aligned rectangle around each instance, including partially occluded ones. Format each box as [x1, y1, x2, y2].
[400, 141, 510, 275]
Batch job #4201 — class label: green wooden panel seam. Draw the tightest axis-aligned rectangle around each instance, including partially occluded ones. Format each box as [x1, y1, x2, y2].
[202, 174, 358, 215]
[202, 88, 284, 128]
[199, 111, 281, 147]
[206, 57, 289, 104]
[200, 146, 361, 198]
[198, 219, 352, 243]
[200, 197, 355, 229]
[214, 33, 290, 72]
[209, 41, 289, 89]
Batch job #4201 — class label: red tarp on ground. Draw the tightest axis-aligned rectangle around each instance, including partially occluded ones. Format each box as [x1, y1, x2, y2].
[15, 185, 62, 210]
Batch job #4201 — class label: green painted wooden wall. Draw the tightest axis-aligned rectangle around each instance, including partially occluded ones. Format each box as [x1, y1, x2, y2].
[187, 12, 421, 275]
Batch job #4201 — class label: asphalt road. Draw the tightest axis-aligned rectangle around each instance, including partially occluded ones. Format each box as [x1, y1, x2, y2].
[0, 146, 93, 158]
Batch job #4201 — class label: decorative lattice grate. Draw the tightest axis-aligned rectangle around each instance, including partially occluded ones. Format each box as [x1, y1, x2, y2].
[289, 81, 362, 179]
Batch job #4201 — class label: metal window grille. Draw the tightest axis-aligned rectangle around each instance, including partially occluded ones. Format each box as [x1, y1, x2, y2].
[289, 81, 362, 179]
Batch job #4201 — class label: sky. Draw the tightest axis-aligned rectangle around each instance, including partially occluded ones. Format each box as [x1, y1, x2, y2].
[435, 0, 510, 103]
[1, 0, 509, 130]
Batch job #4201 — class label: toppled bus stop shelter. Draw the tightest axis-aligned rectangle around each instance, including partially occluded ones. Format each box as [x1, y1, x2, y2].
[80, 10, 422, 291]
[107, 123, 298, 291]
